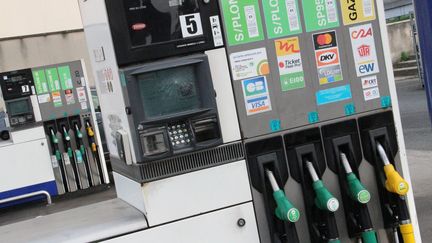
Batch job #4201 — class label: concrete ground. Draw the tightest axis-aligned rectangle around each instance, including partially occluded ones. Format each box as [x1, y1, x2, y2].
[0, 77, 430, 241]
[396, 77, 432, 241]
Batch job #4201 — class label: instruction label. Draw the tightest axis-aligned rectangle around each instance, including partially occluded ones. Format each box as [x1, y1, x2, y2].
[65, 89, 76, 105]
[45, 68, 61, 92]
[210, 16, 224, 47]
[275, 37, 305, 91]
[58, 66, 74, 91]
[220, 0, 264, 45]
[262, 0, 302, 39]
[340, 0, 376, 25]
[76, 87, 87, 103]
[316, 84, 352, 105]
[313, 31, 343, 84]
[32, 70, 49, 94]
[302, 0, 339, 32]
[230, 48, 270, 80]
[52, 91, 63, 107]
[242, 76, 272, 115]
[350, 24, 379, 77]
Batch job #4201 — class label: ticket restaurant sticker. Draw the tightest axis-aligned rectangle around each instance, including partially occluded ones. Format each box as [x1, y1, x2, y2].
[350, 24, 379, 77]
[262, 0, 302, 39]
[220, 0, 264, 46]
[230, 48, 270, 80]
[275, 37, 305, 91]
[302, 0, 340, 32]
[242, 76, 272, 115]
[313, 31, 343, 85]
[340, 0, 376, 25]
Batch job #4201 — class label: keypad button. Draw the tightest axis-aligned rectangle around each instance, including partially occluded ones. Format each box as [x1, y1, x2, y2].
[173, 131, 177, 135]
[176, 141, 180, 145]
[185, 134, 189, 138]
[181, 140, 185, 144]
[186, 139, 190, 143]
[180, 135, 184, 139]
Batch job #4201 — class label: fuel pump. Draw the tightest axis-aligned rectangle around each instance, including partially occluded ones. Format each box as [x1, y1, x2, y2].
[46, 125, 67, 195]
[285, 128, 342, 243]
[57, 120, 79, 192]
[377, 143, 414, 243]
[322, 120, 378, 243]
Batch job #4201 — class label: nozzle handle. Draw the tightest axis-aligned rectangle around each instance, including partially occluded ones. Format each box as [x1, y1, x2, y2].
[400, 223, 416, 243]
[361, 230, 378, 243]
[273, 190, 300, 223]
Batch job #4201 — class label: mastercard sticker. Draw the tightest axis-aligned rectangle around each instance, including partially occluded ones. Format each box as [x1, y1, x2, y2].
[312, 30, 343, 85]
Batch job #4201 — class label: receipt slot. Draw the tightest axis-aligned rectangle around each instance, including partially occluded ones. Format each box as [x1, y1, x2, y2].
[285, 128, 342, 243]
[322, 120, 378, 243]
[246, 137, 300, 243]
[359, 111, 415, 243]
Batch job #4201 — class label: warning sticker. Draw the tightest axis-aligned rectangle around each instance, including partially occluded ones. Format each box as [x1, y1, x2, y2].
[275, 37, 305, 91]
[262, 0, 302, 39]
[65, 89, 76, 105]
[350, 24, 379, 77]
[230, 48, 270, 80]
[76, 87, 87, 103]
[302, 0, 340, 32]
[340, 0, 376, 25]
[210, 16, 224, 47]
[313, 31, 343, 85]
[220, 0, 264, 46]
[242, 76, 272, 115]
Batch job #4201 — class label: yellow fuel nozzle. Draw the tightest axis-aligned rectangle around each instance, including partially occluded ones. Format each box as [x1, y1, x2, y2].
[400, 223, 416, 243]
[91, 143, 97, 152]
[86, 122, 95, 137]
[377, 143, 409, 196]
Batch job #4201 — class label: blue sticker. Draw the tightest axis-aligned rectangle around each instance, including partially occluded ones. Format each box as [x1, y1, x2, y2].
[308, 112, 319, 124]
[316, 85, 352, 106]
[344, 103, 356, 116]
[242, 76, 268, 97]
[381, 96, 391, 108]
[270, 119, 281, 132]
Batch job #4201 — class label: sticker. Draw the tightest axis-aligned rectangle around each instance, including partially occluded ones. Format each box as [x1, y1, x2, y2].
[275, 37, 305, 91]
[52, 91, 63, 107]
[361, 75, 378, 89]
[302, 0, 339, 32]
[350, 24, 379, 77]
[381, 96, 391, 108]
[63, 153, 71, 165]
[179, 13, 204, 38]
[96, 68, 114, 94]
[340, 0, 376, 25]
[230, 48, 270, 80]
[308, 111, 319, 123]
[58, 66, 74, 90]
[316, 84, 352, 105]
[270, 119, 281, 132]
[51, 155, 59, 168]
[363, 87, 380, 101]
[262, 0, 302, 39]
[76, 87, 87, 103]
[65, 89, 76, 105]
[220, 0, 264, 46]
[38, 94, 51, 104]
[344, 103, 356, 115]
[81, 102, 88, 110]
[242, 76, 272, 115]
[210, 16, 224, 47]
[32, 70, 49, 94]
[313, 31, 343, 85]
[45, 68, 61, 92]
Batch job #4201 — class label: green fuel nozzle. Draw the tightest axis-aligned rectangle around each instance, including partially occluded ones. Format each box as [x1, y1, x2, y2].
[265, 169, 300, 223]
[306, 161, 339, 212]
[340, 153, 371, 204]
[50, 129, 58, 144]
[75, 124, 83, 139]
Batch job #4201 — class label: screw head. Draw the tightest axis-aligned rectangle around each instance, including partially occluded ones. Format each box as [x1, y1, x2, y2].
[237, 218, 246, 227]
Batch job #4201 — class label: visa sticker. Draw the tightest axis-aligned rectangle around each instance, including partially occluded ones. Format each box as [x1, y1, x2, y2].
[242, 76, 272, 116]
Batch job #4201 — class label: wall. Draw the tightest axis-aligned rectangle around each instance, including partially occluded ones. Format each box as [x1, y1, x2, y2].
[387, 20, 415, 63]
[0, 0, 82, 38]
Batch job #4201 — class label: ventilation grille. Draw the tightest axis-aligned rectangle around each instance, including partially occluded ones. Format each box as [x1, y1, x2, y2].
[139, 142, 245, 182]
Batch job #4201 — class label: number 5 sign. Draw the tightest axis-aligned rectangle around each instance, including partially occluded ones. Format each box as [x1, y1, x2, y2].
[180, 13, 204, 38]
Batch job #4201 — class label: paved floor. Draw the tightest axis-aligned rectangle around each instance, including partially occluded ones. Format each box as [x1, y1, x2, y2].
[396, 77, 432, 241]
[0, 77, 430, 241]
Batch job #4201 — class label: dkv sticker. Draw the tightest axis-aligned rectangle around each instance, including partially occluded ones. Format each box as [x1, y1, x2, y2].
[313, 31, 343, 85]
[275, 37, 305, 91]
[350, 24, 379, 77]
[230, 48, 270, 80]
[242, 76, 272, 115]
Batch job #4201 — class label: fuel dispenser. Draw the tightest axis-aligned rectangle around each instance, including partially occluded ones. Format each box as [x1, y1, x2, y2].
[0, 61, 108, 207]
[78, 0, 421, 241]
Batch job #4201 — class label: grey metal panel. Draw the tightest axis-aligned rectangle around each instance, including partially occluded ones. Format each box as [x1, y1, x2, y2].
[0, 199, 147, 243]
